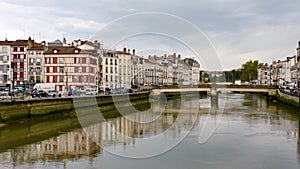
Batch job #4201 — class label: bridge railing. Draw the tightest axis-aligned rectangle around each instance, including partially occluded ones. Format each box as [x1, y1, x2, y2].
[141, 84, 278, 91]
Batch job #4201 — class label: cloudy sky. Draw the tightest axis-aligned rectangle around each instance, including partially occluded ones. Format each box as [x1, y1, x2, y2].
[0, 0, 299, 70]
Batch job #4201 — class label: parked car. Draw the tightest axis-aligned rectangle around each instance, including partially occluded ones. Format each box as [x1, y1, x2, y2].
[47, 90, 62, 97]
[68, 90, 80, 96]
[31, 89, 48, 98]
[38, 90, 48, 97]
[30, 89, 39, 98]
[111, 88, 122, 94]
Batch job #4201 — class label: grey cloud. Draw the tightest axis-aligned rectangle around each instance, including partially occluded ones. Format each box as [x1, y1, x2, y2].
[1, 0, 300, 70]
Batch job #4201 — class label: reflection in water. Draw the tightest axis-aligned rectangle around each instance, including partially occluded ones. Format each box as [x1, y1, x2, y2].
[298, 114, 300, 165]
[0, 94, 299, 169]
[0, 96, 200, 164]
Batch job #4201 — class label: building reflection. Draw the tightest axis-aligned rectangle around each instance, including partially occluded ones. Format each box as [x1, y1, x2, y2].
[297, 113, 300, 165]
[0, 101, 198, 164]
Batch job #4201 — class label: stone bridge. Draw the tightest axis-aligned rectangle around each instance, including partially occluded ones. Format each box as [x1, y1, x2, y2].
[151, 85, 278, 97]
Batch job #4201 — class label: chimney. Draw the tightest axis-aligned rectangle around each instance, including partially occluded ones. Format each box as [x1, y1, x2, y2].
[28, 37, 34, 49]
[123, 47, 126, 52]
[63, 37, 67, 45]
[178, 54, 181, 60]
[128, 49, 130, 53]
[133, 49, 135, 56]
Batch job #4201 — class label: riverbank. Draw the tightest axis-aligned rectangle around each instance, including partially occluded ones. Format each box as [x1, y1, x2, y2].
[0, 92, 150, 126]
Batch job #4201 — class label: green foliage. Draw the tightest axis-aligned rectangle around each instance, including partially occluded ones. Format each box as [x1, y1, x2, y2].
[240, 60, 259, 82]
[225, 69, 242, 82]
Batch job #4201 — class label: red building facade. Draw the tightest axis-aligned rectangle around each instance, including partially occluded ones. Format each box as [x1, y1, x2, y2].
[10, 39, 29, 86]
[44, 46, 98, 92]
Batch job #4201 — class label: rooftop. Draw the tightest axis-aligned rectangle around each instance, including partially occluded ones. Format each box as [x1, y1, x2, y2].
[44, 46, 82, 54]
[10, 39, 28, 46]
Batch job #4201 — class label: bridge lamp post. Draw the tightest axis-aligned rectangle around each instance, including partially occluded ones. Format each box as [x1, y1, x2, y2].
[269, 65, 272, 86]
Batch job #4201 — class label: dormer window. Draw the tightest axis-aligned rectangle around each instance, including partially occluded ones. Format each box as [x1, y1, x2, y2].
[74, 49, 79, 53]
[53, 49, 58, 53]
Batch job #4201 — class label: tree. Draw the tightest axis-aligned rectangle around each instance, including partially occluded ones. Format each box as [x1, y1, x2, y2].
[240, 60, 259, 82]
[225, 69, 242, 83]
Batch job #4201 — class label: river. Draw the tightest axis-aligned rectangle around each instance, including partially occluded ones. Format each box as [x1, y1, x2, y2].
[0, 93, 299, 169]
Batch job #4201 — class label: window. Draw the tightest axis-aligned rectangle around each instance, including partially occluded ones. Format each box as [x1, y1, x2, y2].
[20, 62, 24, 69]
[59, 76, 64, 82]
[90, 76, 94, 83]
[75, 67, 79, 73]
[110, 59, 113, 65]
[53, 58, 57, 64]
[3, 65, 8, 73]
[20, 55, 24, 61]
[110, 67, 113, 73]
[36, 76, 41, 83]
[59, 67, 64, 73]
[105, 75, 108, 82]
[36, 67, 41, 74]
[111, 75, 113, 82]
[115, 59, 117, 65]
[30, 76, 34, 83]
[2, 47, 7, 53]
[53, 67, 57, 73]
[29, 67, 34, 73]
[29, 58, 34, 65]
[105, 58, 108, 65]
[36, 58, 41, 65]
[3, 55, 8, 62]
[74, 76, 79, 82]
[82, 58, 86, 64]
[59, 58, 64, 63]
[115, 67, 117, 74]
[53, 76, 57, 83]
[82, 76, 86, 83]
[46, 58, 50, 63]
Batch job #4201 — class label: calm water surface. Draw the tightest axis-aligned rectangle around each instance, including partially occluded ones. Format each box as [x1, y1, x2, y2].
[0, 93, 299, 169]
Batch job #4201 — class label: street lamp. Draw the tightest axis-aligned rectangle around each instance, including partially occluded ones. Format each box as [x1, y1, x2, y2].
[11, 62, 15, 101]
[65, 68, 69, 95]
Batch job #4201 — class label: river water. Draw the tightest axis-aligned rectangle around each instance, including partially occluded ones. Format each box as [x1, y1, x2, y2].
[0, 93, 299, 169]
